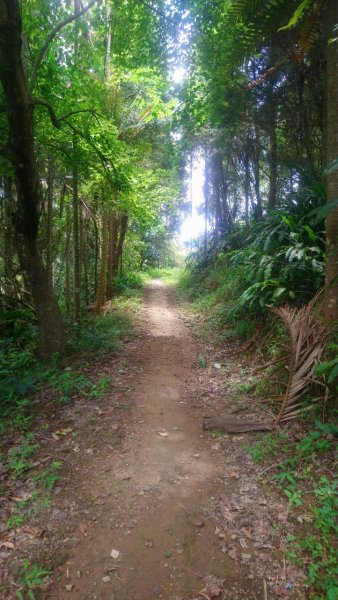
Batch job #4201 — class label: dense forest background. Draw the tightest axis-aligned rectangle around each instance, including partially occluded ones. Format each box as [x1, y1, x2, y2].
[0, 0, 337, 400]
[1, 0, 338, 353]
[0, 2, 337, 599]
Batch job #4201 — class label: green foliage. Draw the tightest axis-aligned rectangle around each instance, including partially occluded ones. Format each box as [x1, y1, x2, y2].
[32, 461, 62, 492]
[6, 441, 40, 478]
[227, 210, 324, 316]
[16, 561, 52, 600]
[69, 309, 134, 355]
[315, 342, 338, 390]
[179, 189, 326, 347]
[6, 457, 62, 531]
[244, 422, 337, 599]
[244, 432, 287, 462]
[198, 354, 207, 368]
[0, 308, 132, 436]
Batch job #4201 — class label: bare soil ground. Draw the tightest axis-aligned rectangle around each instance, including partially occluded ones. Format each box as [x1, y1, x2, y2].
[1, 281, 307, 600]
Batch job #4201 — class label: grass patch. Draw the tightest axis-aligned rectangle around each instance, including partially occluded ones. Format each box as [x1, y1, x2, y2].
[3, 432, 63, 532]
[140, 266, 182, 287]
[15, 560, 52, 599]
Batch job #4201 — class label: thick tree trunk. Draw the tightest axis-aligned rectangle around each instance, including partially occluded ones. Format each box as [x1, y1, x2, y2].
[0, 0, 64, 360]
[324, 0, 338, 322]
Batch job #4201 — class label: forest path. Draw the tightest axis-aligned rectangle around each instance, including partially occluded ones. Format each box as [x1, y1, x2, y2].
[49, 280, 258, 600]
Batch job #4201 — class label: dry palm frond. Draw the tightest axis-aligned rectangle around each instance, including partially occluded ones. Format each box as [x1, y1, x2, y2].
[271, 294, 328, 426]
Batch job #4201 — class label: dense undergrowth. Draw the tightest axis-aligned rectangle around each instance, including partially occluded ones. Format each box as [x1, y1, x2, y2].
[178, 253, 338, 598]
[175, 193, 337, 600]
[0, 280, 142, 439]
[178, 188, 338, 395]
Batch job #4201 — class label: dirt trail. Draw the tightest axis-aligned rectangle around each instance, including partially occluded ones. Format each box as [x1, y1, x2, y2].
[49, 281, 259, 600]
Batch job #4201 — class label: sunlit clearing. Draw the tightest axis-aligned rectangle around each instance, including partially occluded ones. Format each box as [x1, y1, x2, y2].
[171, 67, 186, 84]
[179, 152, 205, 250]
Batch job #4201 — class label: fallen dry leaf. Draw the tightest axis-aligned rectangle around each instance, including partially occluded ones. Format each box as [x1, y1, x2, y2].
[55, 428, 72, 436]
[110, 548, 120, 559]
[0, 542, 14, 550]
[10, 495, 32, 502]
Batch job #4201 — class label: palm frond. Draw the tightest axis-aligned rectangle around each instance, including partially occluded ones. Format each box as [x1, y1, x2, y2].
[271, 293, 328, 425]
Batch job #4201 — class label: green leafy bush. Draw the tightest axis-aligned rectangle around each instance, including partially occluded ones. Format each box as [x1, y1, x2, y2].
[180, 188, 326, 335]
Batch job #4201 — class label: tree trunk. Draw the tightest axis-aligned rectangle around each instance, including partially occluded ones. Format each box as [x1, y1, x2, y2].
[72, 151, 81, 322]
[203, 153, 209, 258]
[217, 155, 233, 229]
[107, 213, 118, 299]
[81, 211, 89, 306]
[267, 108, 277, 209]
[244, 153, 250, 226]
[65, 236, 71, 317]
[46, 157, 54, 286]
[3, 177, 16, 304]
[252, 131, 263, 218]
[0, 0, 64, 360]
[324, 0, 338, 322]
[95, 211, 109, 314]
[112, 214, 128, 278]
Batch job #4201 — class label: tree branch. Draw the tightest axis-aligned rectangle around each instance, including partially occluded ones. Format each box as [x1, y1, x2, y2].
[63, 119, 119, 178]
[31, 97, 61, 129]
[137, 0, 175, 25]
[58, 109, 99, 123]
[30, 0, 98, 89]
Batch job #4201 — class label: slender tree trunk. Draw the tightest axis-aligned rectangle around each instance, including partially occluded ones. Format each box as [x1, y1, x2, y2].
[104, 2, 112, 79]
[72, 152, 81, 322]
[112, 214, 128, 278]
[95, 211, 109, 314]
[3, 177, 16, 304]
[107, 213, 118, 299]
[72, 0, 81, 323]
[203, 153, 209, 258]
[253, 130, 262, 218]
[81, 212, 89, 306]
[218, 155, 233, 229]
[65, 237, 71, 317]
[0, 0, 64, 360]
[267, 107, 277, 209]
[212, 156, 223, 235]
[46, 157, 54, 285]
[65, 204, 71, 316]
[94, 215, 99, 296]
[324, 0, 338, 322]
[244, 153, 250, 225]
